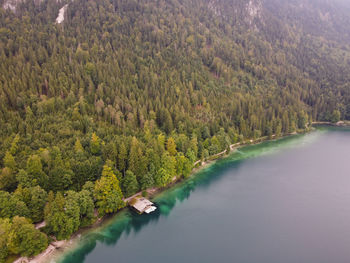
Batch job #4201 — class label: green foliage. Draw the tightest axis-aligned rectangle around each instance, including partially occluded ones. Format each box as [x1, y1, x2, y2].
[175, 153, 186, 176]
[28, 186, 48, 222]
[186, 149, 196, 164]
[16, 169, 30, 188]
[44, 192, 72, 240]
[9, 135, 20, 156]
[330, 110, 341, 123]
[0, 191, 29, 219]
[94, 165, 125, 216]
[43, 189, 93, 239]
[14, 186, 48, 223]
[122, 170, 139, 197]
[175, 153, 192, 178]
[71, 155, 103, 190]
[90, 133, 102, 155]
[82, 181, 95, 196]
[155, 168, 169, 187]
[6, 216, 48, 257]
[77, 190, 95, 226]
[128, 137, 144, 179]
[162, 152, 177, 179]
[0, 0, 349, 258]
[44, 190, 93, 239]
[3, 152, 15, 171]
[48, 148, 73, 191]
[118, 142, 127, 173]
[0, 167, 16, 192]
[166, 138, 177, 156]
[182, 158, 193, 178]
[155, 152, 177, 187]
[64, 191, 81, 235]
[74, 139, 84, 153]
[0, 218, 11, 263]
[140, 172, 155, 190]
[25, 155, 48, 189]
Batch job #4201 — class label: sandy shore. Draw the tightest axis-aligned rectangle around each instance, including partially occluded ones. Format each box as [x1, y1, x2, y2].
[13, 240, 69, 263]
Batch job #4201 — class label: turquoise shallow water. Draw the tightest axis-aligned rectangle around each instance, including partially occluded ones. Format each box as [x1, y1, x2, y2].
[58, 127, 350, 263]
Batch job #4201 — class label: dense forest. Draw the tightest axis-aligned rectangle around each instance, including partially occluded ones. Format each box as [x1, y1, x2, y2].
[0, 0, 349, 260]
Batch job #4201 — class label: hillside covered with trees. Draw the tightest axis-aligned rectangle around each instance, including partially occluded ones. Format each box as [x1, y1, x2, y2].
[0, 0, 349, 260]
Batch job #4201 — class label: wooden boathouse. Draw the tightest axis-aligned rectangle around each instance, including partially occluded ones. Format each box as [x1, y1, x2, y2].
[130, 196, 157, 214]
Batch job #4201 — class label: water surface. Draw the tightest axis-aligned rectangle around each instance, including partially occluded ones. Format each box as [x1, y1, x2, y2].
[59, 128, 350, 263]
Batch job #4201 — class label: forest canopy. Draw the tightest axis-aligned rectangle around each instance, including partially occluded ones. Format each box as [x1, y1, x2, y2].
[0, 0, 349, 260]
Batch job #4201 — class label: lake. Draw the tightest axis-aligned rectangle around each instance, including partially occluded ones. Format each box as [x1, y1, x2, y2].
[58, 127, 350, 263]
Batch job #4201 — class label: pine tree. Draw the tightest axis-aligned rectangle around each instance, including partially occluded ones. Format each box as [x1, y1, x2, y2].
[90, 133, 101, 155]
[25, 155, 48, 189]
[44, 192, 73, 240]
[78, 190, 94, 226]
[182, 158, 193, 178]
[128, 137, 141, 177]
[16, 186, 48, 223]
[118, 142, 127, 174]
[3, 151, 16, 170]
[140, 172, 155, 190]
[122, 170, 139, 197]
[166, 137, 177, 156]
[9, 134, 20, 155]
[74, 139, 84, 153]
[65, 191, 81, 235]
[0, 167, 17, 192]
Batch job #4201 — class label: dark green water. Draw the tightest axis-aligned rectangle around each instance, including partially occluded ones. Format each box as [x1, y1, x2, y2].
[58, 128, 350, 263]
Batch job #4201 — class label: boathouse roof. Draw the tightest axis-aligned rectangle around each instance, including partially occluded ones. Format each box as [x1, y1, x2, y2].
[131, 197, 156, 214]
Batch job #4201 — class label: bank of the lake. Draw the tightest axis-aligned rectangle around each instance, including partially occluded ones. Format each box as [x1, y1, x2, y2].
[52, 126, 350, 263]
[28, 129, 309, 263]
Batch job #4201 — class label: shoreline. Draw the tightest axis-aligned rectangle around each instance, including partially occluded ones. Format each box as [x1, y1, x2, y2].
[311, 120, 350, 127]
[22, 126, 318, 263]
[20, 152, 222, 263]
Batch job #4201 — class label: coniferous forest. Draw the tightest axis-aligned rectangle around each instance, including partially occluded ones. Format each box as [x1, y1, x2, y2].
[0, 0, 350, 260]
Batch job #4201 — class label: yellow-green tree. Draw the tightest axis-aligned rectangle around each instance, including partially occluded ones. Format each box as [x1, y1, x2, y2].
[74, 139, 84, 153]
[90, 133, 101, 155]
[166, 137, 177, 156]
[94, 164, 125, 216]
[7, 216, 48, 257]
